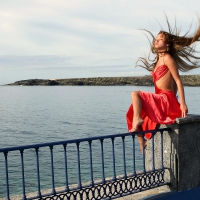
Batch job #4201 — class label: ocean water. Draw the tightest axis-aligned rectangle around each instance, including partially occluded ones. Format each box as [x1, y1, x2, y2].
[0, 86, 199, 197]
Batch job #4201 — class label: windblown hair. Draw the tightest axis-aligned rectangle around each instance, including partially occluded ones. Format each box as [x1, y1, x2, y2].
[137, 17, 200, 72]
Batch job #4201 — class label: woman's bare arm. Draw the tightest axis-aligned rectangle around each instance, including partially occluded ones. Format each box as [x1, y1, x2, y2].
[164, 54, 188, 117]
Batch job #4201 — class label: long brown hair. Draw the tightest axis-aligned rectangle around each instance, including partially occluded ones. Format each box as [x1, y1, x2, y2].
[137, 17, 200, 72]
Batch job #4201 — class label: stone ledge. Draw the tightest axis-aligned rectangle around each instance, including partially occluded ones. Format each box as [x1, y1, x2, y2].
[175, 114, 200, 124]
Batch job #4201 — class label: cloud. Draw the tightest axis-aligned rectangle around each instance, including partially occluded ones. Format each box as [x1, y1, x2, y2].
[0, 55, 74, 69]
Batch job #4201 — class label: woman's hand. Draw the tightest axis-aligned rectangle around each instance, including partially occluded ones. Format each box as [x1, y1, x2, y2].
[180, 103, 188, 118]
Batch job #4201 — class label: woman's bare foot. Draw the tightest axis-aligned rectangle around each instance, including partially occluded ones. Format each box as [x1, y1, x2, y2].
[139, 139, 147, 153]
[129, 117, 144, 132]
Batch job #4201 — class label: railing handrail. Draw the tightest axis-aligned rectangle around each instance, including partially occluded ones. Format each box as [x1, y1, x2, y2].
[0, 128, 170, 153]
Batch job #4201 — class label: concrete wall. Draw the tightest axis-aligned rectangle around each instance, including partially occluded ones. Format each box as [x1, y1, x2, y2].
[145, 114, 200, 191]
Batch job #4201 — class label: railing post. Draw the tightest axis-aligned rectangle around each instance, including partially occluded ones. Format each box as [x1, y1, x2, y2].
[63, 144, 69, 191]
[35, 148, 41, 198]
[121, 136, 127, 178]
[111, 137, 116, 181]
[100, 139, 105, 184]
[88, 140, 94, 186]
[49, 146, 56, 195]
[76, 142, 82, 189]
[132, 135, 136, 176]
[20, 149, 26, 200]
[4, 151, 10, 200]
[145, 114, 200, 192]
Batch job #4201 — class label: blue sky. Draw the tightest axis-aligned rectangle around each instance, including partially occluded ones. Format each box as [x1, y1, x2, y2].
[0, 0, 200, 85]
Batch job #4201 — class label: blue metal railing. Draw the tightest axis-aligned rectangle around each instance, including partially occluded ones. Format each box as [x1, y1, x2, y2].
[0, 128, 170, 200]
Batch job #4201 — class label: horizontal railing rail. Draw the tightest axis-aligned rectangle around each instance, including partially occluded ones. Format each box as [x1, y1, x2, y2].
[0, 128, 171, 200]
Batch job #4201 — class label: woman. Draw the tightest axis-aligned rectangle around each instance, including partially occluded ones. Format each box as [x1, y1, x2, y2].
[126, 19, 200, 151]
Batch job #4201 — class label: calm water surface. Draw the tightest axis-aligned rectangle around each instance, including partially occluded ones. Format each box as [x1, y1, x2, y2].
[0, 86, 199, 197]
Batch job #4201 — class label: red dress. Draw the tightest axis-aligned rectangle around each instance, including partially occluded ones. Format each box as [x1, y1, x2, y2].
[126, 65, 182, 139]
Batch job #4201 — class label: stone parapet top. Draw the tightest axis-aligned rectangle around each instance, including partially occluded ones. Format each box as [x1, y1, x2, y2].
[175, 114, 200, 124]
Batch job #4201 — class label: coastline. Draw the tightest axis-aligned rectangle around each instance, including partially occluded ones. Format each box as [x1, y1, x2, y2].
[5, 74, 200, 86]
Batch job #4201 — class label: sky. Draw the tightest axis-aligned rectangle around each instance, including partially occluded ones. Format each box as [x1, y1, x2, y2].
[0, 0, 200, 85]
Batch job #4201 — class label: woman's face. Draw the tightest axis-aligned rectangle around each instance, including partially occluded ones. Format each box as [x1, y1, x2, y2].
[154, 33, 167, 50]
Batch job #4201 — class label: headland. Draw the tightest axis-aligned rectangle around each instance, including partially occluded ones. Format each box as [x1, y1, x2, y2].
[6, 75, 200, 86]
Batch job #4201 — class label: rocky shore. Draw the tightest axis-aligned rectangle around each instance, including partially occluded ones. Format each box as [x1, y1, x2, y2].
[6, 75, 200, 86]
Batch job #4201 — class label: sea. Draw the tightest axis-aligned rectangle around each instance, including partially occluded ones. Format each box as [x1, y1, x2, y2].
[0, 85, 199, 198]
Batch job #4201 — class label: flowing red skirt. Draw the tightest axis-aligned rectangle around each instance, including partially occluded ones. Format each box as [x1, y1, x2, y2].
[126, 89, 181, 139]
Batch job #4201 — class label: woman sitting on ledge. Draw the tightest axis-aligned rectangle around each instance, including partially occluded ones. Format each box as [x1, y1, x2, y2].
[126, 17, 200, 152]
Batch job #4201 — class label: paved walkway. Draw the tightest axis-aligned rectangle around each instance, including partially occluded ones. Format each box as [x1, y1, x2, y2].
[116, 185, 171, 200]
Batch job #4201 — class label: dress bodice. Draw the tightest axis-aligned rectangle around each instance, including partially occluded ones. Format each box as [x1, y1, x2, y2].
[152, 65, 169, 83]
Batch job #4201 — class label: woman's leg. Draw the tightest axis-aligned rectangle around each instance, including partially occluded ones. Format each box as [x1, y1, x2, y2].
[130, 91, 146, 152]
[137, 133, 147, 153]
[130, 91, 144, 131]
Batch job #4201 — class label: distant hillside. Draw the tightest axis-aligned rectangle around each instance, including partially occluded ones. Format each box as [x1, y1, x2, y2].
[6, 75, 200, 86]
